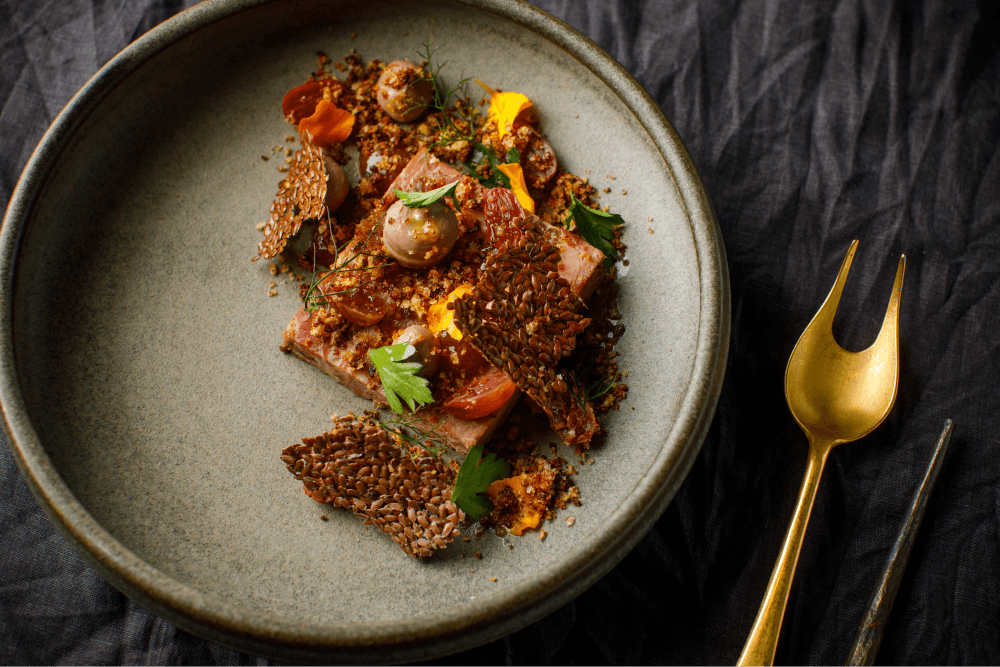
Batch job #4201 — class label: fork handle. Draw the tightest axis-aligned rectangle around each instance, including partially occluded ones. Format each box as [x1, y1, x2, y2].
[737, 438, 835, 666]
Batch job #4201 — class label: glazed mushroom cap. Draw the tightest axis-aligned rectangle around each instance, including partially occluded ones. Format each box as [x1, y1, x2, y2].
[392, 324, 439, 377]
[382, 199, 459, 269]
[375, 59, 434, 123]
[323, 156, 350, 212]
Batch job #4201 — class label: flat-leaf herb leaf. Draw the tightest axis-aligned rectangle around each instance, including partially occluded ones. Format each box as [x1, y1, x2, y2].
[567, 193, 625, 267]
[369, 343, 434, 414]
[392, 181, 458, 208]
[451, 443, 506, 521]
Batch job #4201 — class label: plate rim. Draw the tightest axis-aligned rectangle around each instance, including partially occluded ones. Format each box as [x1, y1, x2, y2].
[0, 0, 730, 661]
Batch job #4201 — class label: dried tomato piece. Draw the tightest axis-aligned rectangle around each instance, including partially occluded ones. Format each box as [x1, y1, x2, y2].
[282, 80, 326, 124]
[299, 99, 354, 147]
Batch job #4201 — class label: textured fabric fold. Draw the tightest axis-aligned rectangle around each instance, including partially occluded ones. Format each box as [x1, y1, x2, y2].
[2, 0, 999, 663]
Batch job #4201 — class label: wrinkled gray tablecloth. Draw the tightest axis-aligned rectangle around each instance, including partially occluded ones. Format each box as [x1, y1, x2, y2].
[3, 0, 999, 663]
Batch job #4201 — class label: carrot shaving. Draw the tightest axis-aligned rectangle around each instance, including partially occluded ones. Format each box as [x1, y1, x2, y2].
[486, 476, 542, 536]
[497, 164, 535, 213]
[299, 99, 354, 147]
[427, 284, 475, 340]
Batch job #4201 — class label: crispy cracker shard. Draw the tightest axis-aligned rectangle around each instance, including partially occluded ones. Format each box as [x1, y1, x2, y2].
[280, 414, 465, 559]
[451, 217, 600, 446]
[253, 132, 328, 261]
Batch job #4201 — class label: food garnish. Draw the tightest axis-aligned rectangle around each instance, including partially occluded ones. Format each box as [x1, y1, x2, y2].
[302, 221, 390, 312]
[368, 343, 434, 414]
[252, 132, 328, 261]
[570, 368, 619, 409]
[298, 99, 354, 147]
[426, 284, 475, 340]
[477, 79, 532, 139]
[281, 414, 464, 559]
[496, 163, 534, 213]
[469, 142, 516, 189]
[379, 413, 448, 457]
[418, 41, 480, 149]
[391, 181, 458, 208]
[282, 79, 332, 123]
[567, 193, 624, 266]
[451, 442, 507, 521]
[441, 369, 518, 420]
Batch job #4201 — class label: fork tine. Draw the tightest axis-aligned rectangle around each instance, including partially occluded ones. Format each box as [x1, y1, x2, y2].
[875, 255, 906, 342]
[810, 239, 859, 329]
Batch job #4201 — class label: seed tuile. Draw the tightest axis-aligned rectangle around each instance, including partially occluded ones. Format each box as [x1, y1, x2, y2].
[253, 132, 329, 261]
[280, 413, 466, 560]
[450, 217, 600, 446]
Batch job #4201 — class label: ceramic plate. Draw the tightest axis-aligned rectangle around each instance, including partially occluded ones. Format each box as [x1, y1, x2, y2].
[1, 0, 728, 661]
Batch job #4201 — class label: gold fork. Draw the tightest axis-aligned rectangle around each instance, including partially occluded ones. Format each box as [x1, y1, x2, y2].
[737, 240, 906, 666]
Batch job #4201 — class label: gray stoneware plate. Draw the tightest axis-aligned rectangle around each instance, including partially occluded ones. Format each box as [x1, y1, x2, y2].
[0, 0, 729, 662]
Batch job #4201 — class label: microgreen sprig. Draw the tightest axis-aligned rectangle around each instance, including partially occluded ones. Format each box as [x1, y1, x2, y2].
[569, 368, 619, 410]
[414, 40, 484, 148]
[303, 212, 391, 312]
[392, 181, 458, 208]
[380, 413, 448, 459]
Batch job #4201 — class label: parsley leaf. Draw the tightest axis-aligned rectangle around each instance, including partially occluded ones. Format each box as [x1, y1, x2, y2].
[567, 193, 625, 267]
[392, 181, 458, 208]
[368, 343, 434, 414]
[451, 443, 506, 520]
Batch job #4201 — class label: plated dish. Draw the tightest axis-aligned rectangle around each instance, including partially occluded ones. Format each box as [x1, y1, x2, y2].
[261, 45, 630, 557]
[0, 0, 729, 662]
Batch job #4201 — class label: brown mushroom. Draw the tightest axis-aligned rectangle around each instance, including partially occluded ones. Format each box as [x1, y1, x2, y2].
[375, 60, 434, 123]
[323, 156, 350, 213]
[382, 199, 459, 269]
[392, 324, 439, 377]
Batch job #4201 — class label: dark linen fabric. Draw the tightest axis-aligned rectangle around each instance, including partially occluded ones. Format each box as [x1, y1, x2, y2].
[2, 0, 999, 663]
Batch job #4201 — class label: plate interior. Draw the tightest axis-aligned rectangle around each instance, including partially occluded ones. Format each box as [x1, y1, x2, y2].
[12, 0, 701, 628]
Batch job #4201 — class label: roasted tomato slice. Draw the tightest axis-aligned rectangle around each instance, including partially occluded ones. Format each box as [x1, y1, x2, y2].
[282, 80, 326, 124]
[331, 286, 387, 327]
[442, 369, 518, 420]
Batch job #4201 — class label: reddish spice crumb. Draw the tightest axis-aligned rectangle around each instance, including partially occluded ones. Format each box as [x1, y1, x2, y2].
[320, 515, 329, 521]
[475, 552, 483, 560]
